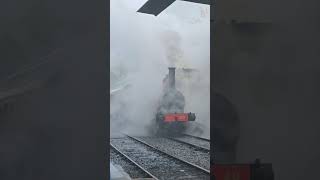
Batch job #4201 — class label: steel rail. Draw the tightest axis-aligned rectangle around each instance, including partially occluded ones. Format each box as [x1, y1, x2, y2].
[181, 133, 210, 142]
[110, 143, 159, 180]
[126, 134, 210, 174]
[168, 136, 210, 151]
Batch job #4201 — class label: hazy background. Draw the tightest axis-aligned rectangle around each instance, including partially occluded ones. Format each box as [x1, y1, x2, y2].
[110, 0, 210, 137]
[0, 0, 108, 179]
[215, 0, 320, 179]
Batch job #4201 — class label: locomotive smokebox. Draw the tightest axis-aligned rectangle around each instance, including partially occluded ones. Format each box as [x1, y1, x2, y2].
[168, 67, 176, 89]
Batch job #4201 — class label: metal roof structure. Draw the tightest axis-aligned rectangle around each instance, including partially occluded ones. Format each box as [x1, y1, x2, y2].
[137, 0, 210, 16]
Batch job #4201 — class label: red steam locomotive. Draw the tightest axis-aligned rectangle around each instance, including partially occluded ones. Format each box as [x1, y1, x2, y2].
[155, 67, 196, 134]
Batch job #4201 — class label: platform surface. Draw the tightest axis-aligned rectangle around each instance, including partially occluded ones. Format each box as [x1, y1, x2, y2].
[110, 163, 131, 180]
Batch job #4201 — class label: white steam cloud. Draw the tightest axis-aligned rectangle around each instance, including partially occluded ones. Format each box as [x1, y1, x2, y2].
[110, 0, 210, 138]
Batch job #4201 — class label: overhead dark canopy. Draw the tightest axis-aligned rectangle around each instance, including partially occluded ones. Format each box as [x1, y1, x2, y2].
[137, 0, 175, 16]
[183, 0, 211, 4]
[137, 0, 210, 16]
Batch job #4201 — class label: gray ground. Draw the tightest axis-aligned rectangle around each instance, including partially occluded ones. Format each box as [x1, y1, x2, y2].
[139, 136, 210, 170]
[110, 147, 151, 179]
[111, 137, 210, 180]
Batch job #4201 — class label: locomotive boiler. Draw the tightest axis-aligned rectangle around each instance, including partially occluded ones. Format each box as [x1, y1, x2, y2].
[155, 67, 196, 134]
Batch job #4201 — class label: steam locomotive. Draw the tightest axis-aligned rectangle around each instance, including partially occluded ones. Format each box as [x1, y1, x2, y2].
[154, 67, 196, 134]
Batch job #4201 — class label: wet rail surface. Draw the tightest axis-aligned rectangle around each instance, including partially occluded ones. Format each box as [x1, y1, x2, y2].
[110, 135, 210, 180]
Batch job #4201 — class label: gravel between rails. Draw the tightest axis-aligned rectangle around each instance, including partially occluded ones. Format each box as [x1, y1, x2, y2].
[110, 146, 151, 179]
[173, 135, 210, 150]
[111, 136, 210, 180]
[138, 136, 210, 170]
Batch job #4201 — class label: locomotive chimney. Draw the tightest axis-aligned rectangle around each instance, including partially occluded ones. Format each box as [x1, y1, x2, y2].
[168, 67, 176, 89]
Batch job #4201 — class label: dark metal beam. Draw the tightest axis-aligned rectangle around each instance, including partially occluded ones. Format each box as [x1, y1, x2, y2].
[137, 0, 210, 16]
[137, 0, 176, 16]
[181, 0, 210, 5]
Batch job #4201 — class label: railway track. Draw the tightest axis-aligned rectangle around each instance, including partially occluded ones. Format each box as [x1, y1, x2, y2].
[139, 136, 210, 170]
[110, 135, 210, 180]
[181, 133, 210, 141]
[110, 144, 155, 179]
[170, 133, 210, 151]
